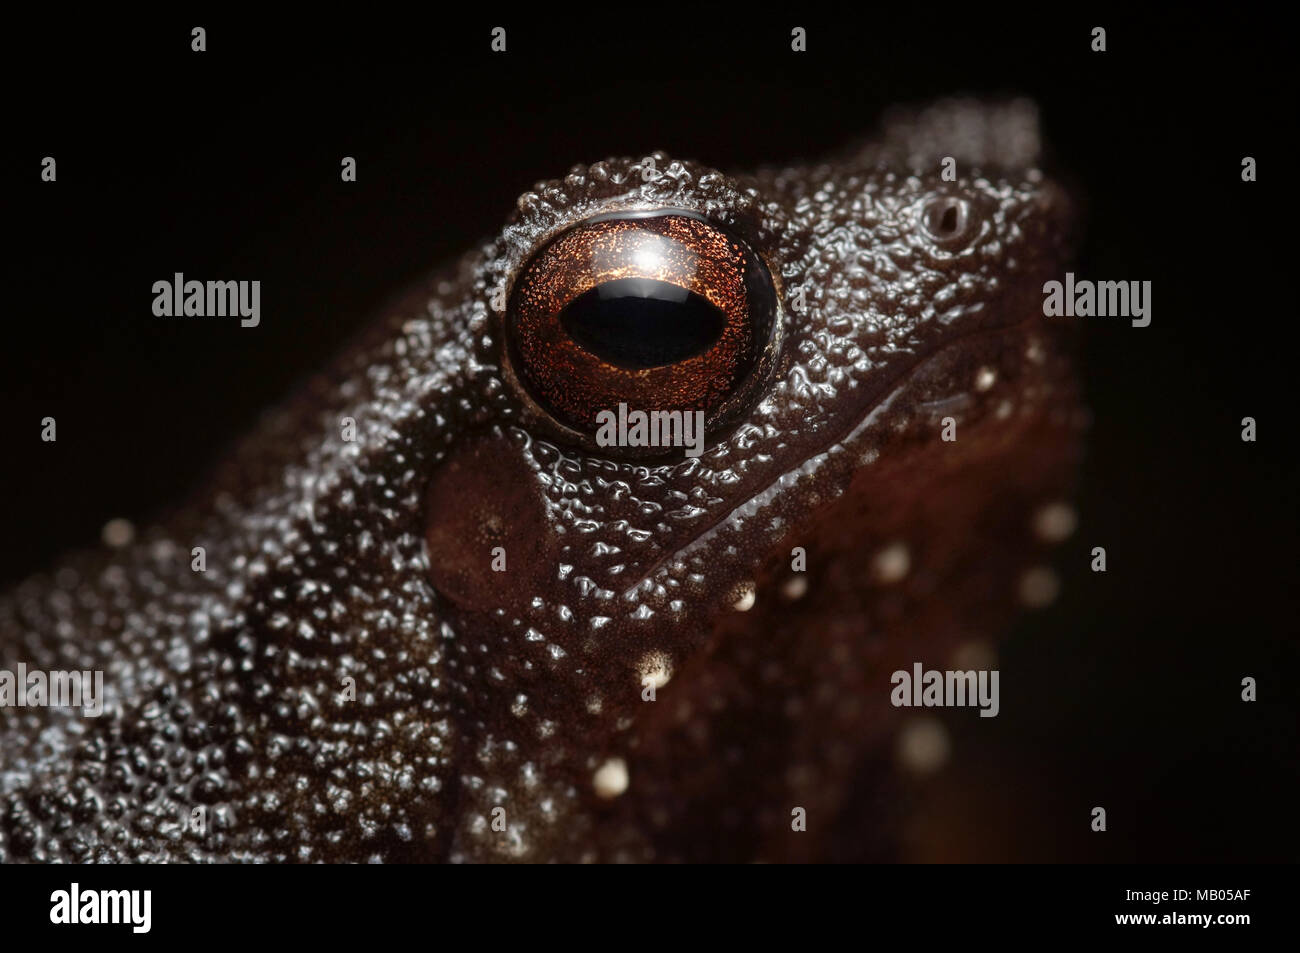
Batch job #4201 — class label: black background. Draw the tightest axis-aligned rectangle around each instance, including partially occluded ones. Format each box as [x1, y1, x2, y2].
[4, 10, 1296, 861]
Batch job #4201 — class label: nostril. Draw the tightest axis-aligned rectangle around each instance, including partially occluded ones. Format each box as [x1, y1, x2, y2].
[921, 196, 972, 245]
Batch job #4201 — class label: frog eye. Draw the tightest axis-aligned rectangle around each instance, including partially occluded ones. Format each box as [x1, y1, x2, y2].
[506, 211, 777, 435]
[919, 195, 976, 247]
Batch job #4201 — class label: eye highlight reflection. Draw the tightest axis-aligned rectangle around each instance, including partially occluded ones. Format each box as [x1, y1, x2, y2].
[506, 211, 776, 435]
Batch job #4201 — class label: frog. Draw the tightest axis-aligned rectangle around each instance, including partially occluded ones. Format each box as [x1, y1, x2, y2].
[0, 97, 1082, 863]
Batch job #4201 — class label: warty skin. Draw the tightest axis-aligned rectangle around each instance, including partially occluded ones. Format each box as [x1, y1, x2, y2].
[0, 99, 1081, 862]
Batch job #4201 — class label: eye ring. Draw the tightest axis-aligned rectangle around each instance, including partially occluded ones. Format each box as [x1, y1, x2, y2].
[919, 195, 976, 247]
[505, 210, 778, 439]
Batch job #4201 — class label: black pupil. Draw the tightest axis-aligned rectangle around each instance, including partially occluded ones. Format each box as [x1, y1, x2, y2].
[560, 277, 727, 369]
[928, 199, 964, 237]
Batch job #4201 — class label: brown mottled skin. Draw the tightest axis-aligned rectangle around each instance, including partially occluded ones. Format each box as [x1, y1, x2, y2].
[0, 99, 1081, 862]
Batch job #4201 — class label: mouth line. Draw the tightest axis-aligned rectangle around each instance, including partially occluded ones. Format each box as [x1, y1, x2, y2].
[820, 304, 1046, 445]
[618, 310, 1045, 601]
